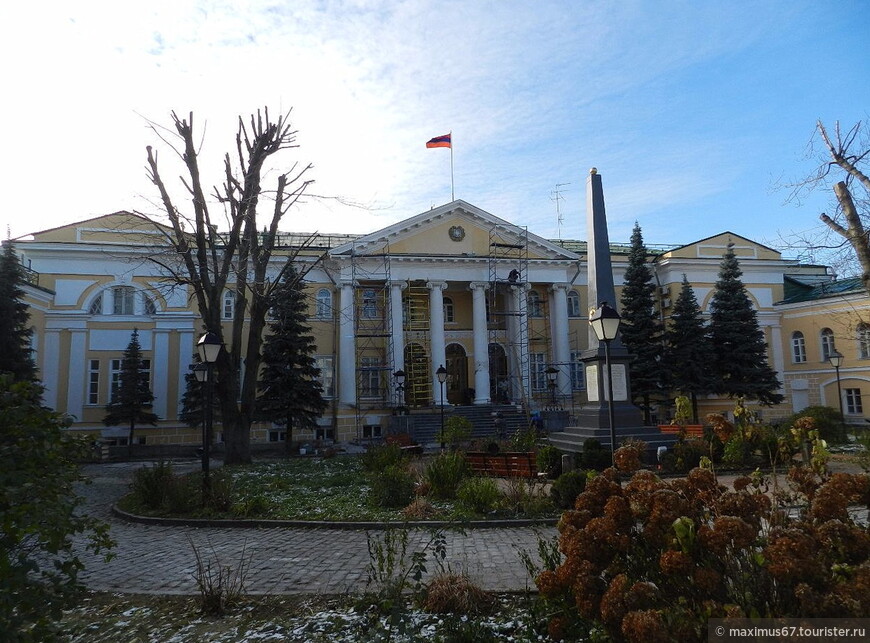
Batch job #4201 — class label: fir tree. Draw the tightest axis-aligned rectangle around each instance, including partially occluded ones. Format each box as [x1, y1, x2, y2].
[619, 223, 663, 424]
[0, 242, 37, 383]
[708, 245, 784, 405]
[665, 275, 717, 422]
[178, 354, 222, 429]
[103, 329, 159, 450]
[257, 265, 327, 450]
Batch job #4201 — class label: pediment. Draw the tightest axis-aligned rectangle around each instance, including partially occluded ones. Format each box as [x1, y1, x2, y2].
[662, 231, 782, 261]
[329, 200, 579, 261]
[31, 212, 174, 245]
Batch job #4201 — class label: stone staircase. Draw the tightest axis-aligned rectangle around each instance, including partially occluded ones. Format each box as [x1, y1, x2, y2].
[394, 404, 529, 445]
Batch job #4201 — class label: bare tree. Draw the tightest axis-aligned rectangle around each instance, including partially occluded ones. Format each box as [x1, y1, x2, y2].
[785, 120, 870, 293]
[141, 108, 316, 464]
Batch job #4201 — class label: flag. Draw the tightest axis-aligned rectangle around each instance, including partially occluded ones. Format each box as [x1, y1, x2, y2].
[426, 133, 451, 149]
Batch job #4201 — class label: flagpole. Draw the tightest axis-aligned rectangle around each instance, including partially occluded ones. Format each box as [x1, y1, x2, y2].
[450, 130, 454, 201]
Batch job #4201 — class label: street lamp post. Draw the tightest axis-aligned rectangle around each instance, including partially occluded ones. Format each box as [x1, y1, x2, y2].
[546, 366, 559, 408]
[829, 349, 845, 421]
[589, 301, 622, 466]
[436, 365, 447, 450]
[393, 369, 406, 413]
[196, 332, 224, 505]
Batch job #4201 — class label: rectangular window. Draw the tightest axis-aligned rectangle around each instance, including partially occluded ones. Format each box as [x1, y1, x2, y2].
[315, 356, 335, 398]
[88, 359, 100, 404]
[530, 353, 546, 391]
[112, 286, 135, 315]
[846, 388, 863, 415]
[362, 425, 383, 439]
[268, 430, 287, 442]
[570, 351, 586, 390]
[360, 356, 382, 398]
[316, 427, 335, 441]
[110, 358, 122, 400]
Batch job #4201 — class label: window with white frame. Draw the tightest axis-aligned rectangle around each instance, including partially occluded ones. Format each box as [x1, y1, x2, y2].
[359, 356, 382, 398]
[315, 289, 332, 319]
[223, 290, 235, 320]
[858, 323, 870, 359]
[88, 360, 100, 404]
[315, 356, 335, 398]
[112, 286, 135, 315]
[791, 331, 807, 363]
[268, 429, 287, 442]
[89, 294, 103, 315]
[110, 358, 151, 401]
[820, 328, 836, 361]
[846, 388, 863, 415]
[143, 294, 156, 315]
[528, 290, 543, 317]
[570, 351, 586, 390]
[362, 289, 378, 319]
[530, 353, 547, 390]
[567, 290, 581, 317]
[443, 296, 455, 323]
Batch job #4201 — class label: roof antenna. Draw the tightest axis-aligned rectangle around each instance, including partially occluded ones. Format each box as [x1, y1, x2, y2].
[551, 183, 570, 240]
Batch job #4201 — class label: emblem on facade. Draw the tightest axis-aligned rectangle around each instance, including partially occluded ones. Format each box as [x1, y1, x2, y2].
[449, 225, 466, 241]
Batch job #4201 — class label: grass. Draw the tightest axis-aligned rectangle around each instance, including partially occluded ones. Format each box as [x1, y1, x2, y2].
[116, 455, 559, 523]
[59, 591, 551, 642]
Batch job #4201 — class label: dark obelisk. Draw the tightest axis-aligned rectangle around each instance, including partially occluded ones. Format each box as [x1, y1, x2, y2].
[548, 168, 648, 453]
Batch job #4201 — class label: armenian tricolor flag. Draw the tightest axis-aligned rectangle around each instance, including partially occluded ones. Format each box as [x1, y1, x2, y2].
[426, 133, 452, 149]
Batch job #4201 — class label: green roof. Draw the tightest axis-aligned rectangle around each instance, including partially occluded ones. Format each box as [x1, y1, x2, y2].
[779, 276, 864, 304]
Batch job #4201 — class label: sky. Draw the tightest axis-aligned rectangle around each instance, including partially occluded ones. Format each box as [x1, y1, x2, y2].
[1, 0, 868, 262]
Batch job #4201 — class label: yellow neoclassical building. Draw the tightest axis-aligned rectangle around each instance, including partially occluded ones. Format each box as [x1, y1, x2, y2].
[13, 202, 870, 448]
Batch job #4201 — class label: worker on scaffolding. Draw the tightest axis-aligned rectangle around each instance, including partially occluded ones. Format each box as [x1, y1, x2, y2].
[507, 268, 520, 283]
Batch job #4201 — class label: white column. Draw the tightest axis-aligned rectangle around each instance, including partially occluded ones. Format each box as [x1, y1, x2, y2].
[66, 329, 87, 420]
[42, 329, 62, 410]
[428, 281, 447, 405]
[152, 329, 170, 418]
[550, 283, 571, 397]
[510, 284, 531, 402]
[389, 280, 407, 403]
[469, 282, 491, 404]
[177, 329, 195, 417]
[339, 281, 357, 405]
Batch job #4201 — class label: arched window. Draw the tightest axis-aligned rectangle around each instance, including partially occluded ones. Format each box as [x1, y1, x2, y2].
[443, 297, 455, 323]
[791, 331, 806, 363]
[315, 289, 332, 319]
[223, 290, 235, 320]
[567, 290, 581, 317]
[858, 323, 870, 359]
[820, 328, 836, 361]
[528, 290, 542, 317]
[112, 286, 135, 315]
[89, 293, 103, 315]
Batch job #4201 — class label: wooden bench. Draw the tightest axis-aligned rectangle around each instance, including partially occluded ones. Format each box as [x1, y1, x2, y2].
[658, 424, 705, 438]
[465, 452, 538, 478]
[385, 432, 423, 455]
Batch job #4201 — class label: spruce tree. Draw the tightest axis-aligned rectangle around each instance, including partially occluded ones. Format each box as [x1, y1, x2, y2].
[178, 354, 222, 428]
[665, 275, 717, 422]
[708, 245, 784, 405]
[257, 265, 327, 451]
[0, 242, 37, 383]
[103, 329, 159, 449]
[619, 223, 663, 424]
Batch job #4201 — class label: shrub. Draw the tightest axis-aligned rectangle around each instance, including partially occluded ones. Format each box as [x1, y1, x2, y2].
[130, 461, 177, 510]
[361, 443, 407, 473]
[402, 497, 436, 520]
[550, 470, 587, 509]
[536, 445, 563, 478]
[580, 438, 611, 470]
[511, 427, 538, 452]
[456, 477, 502, 514]
[439, 415, 473, 449]
[425, 452, 469, 499]
[782, 405, 849, 444]
[673, 438, 707, 472]
[423, 572, 495, 615]
[502, 477, 556, 517]
[369, 464, 415, 508]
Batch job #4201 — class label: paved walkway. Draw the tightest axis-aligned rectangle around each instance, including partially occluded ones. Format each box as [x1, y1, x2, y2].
[73, 461, 556, 596]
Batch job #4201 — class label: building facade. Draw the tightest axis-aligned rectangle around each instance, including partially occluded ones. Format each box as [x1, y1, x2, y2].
[14, 201, 870, 446]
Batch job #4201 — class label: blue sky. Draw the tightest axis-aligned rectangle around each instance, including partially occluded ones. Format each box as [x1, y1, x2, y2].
[1, 0, 868, 261]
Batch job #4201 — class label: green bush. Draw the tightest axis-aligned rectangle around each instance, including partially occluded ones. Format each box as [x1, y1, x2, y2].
[439, 415, 473, 449]
[550, 470, 587, 509]
[369, 464, 415, 508]
[425, 452, 469, 500]
[674, 438, 707, 471]
[781, 405, 849, 444]
[580, 438, 611, 471]
[536, 445, 563, 478]
[511, 427, 538, 452]
[205, 468, 234, 513]
[130, 461, 177, 510]
[361, 443, 407, 473]
[456, 477, 502, 514]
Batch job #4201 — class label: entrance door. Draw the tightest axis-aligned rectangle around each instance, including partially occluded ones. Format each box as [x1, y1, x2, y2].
[404, 343, 430, 406]
[445, 343, 468, 405]
[489, 343, 509, 403]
